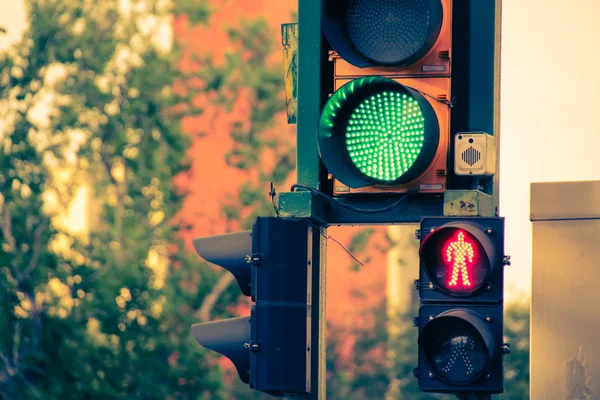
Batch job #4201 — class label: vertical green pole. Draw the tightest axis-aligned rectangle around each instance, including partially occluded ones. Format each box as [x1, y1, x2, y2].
[298, 1, 328, 399]
[298, 0, 326, 189]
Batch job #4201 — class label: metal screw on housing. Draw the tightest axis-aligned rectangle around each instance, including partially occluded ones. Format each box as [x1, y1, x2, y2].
[244, 341, 261, 352]
[485, 228, 493, 234]
[245, 254, 261, 265]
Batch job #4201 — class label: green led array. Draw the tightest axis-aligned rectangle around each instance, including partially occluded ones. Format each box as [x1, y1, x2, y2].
[345, 91, 426, 182]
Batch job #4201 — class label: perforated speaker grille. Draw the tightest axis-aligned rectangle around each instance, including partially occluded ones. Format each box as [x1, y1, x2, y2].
[462, 146, 481, 167]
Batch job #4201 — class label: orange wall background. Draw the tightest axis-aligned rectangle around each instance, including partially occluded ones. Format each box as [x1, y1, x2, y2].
[174, 0, 389, 330]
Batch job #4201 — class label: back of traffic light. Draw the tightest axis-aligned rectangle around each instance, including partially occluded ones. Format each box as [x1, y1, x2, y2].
[415, 217, 509, 394]
[192, 217, 313, 397]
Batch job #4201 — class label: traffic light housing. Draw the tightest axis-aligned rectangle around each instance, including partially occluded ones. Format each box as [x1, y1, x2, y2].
[416, 217, 506, 394]
[192, 217, 312, 396]
[319, 0, 452, 196]
[419, 218, 504, 302]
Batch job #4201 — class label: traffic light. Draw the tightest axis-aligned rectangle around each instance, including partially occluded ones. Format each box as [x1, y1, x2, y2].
[319, 0, 452, 196]
[192, 217, 313, 396]
[415, 217, 507, 394]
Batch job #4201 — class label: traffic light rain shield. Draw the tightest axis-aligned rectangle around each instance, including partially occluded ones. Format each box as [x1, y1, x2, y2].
[193, 230, 252, 296]
[322, 0, 443, 68]
[318, 77, 440, 188]
[192, 317, 251, 383]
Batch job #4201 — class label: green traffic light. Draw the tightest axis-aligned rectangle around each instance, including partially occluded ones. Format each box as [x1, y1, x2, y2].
[317, 76, 439, 188]
[345, 91, 425, 183]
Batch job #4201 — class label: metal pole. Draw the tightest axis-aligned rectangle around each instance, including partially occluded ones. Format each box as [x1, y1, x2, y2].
[297, 0, 329, 397]
[308, 226, 327, 399]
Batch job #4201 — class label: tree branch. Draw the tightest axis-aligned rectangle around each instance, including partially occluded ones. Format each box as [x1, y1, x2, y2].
[11, 321, 21, 370]
[0, 350, 14, 378]
[197, 272, 234, 322]
[99, 151, 118, 186]
[1, 208, 16, 253]
[0, 321, 21, 381]
[22, 223, 46, 277]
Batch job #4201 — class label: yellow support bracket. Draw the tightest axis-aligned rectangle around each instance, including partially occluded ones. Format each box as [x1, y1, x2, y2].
[443, 190, 495, 217]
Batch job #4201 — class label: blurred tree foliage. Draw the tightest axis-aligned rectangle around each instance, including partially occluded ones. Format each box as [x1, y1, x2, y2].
[197, 17, 294, 230]
[326, 301, 530, 399]
[0, 0, 237, 398]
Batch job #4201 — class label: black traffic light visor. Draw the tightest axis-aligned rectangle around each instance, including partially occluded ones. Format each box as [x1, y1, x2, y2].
[193, 231, 252, 296]
[419, 222, 498, 296]
[419, 309, 496, 385]
[318, 76, 440, 188]
[322, 0, 443, 68]
[192, 317, 251, 383]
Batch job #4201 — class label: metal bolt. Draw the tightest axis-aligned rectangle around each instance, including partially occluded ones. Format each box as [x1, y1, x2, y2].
[245, 342, 260, 352]
[485, 316, 491, 322]
[486, 373, 491, 379]
[428, 282, 435, 290]
[485, 228, 493, 234]
[429, 316, 434, 321]
[245, 254, 261, 265]
[486, 284, 492, 291]
[428, 371, 434, 378]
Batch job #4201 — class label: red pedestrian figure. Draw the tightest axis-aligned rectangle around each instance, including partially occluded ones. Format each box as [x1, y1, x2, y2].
[445, 231, 474, 287]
